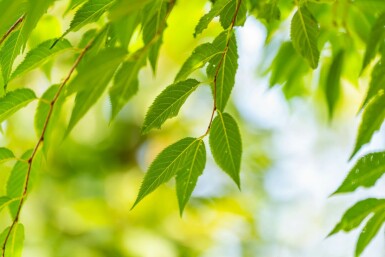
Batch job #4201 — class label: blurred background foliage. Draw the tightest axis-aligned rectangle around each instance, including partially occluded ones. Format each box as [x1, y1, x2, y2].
[1, 0, 385, 256]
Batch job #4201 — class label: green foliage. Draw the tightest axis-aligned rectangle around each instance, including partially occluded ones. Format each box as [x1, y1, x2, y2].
[0, 224, 24, 257]
[0, 148, 15, 163]
[0, 88, 36, 123]
[325, 50, 344, 118]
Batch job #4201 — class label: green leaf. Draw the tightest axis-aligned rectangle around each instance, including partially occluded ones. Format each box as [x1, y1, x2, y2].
[290, 7, 320, 69]
[142, 79, 201, 134]
[362, 12, 385, 71]
[65, 0, 88, 14]
[361, 59, 385, 110]
[258, 1, 281, 23]
[11, 39, 72, 80]
[132, 137, 203, 208]
[108, 0, 154, 20]
[334, 151, 385, 194]
[209, 111, 242, 187]
[176, 139, 206, 215]
[0, 0, 27, 39]
[109, 55, 146, 120]
[208, 31, 238, 111]
[328, 198, 385, 236]
[0, 88, 36, 123]
[2, 223, 24, 257]
[0, 196, 12, 211]
[61, 0, 116, 39]
[355, 211, 385, 257]
[0, 31, 24, 84]
[350, 92, 385, 159]
[219, 0, 247, 29]
[111, 14, 139, 48]
[175, 43, 223, 83]
[325, 50, 344, 119]
[0, 147, 15, 163]
[194, 0, 232, 37]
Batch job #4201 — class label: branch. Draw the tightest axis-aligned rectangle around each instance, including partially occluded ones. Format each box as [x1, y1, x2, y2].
[0, 15, 25, 46]
[1, 33, 96, 257]
[202, 0, 243, 137]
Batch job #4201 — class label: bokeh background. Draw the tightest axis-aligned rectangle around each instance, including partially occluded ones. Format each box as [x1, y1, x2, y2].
[1, 0, 385, 256]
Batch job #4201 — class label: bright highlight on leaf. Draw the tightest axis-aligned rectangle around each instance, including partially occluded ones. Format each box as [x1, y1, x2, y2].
[0, 88, 36, 123]
[209, 111, 242, 187]
[290, 7, 320, 69]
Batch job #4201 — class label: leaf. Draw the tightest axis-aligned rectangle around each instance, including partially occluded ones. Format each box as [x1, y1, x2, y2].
[334, 151, 385, 194]
[132, 137, 203, 208]
[60, 0, 116, 39]
[259, 2, 281, 23]
[209, 111, 242, 187]
[109, 55, 146, 120]
[111, 14, 139, 48]
[0, 147, 15, 163]
[175, 43, 223, 83]
[362, 12, 385, 72]
[350, 92, 385, 159]
[325, 50, 344, 119]
[0, 0, 27, 39]
[290, 7, 320, 69]
[208, 31, 238, 111]
[11, 38, 72, 80]
[328, 198, 385, 236]
[176, 139, 206, 215]
[361, 59, 385, 110]
[142, 79, 201, 134]
[0, 88, 36, 123]
[2, 223, 24, 257]
[0, 31, 24, 84]
[0, 196, 12, 211]
[108, 0, 154, 20]
[355, 211, 385, 257]
[219, 0, 247, 29]
[65, 0, 88, 14]
[194, 0, 232, 37]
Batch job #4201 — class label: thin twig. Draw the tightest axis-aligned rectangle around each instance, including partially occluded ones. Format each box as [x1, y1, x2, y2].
[0, 15, 25, 46]
[1, 34, 96, 257]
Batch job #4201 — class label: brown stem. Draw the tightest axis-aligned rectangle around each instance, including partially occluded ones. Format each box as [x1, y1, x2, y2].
[0, 15, 25, 46]
[1, 33, 96, 257]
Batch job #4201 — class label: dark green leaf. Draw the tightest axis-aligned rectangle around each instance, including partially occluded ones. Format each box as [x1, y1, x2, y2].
[362, 12, 385, 71]
[0, 88, 36, 123]
[325, 50, 344, 118]
[356, 211, 385, 257]
[290, 7, 320, 69]
[0, 147, 15, 163]
[219, 0, 247, 29]
[328, 198, 385, 236]
[209, 111, 242, 187]
[142, 79, 201, 134]
[350, 92, 385, 159]
[176, 139, 206, 215]
[132, 137, 202, 208]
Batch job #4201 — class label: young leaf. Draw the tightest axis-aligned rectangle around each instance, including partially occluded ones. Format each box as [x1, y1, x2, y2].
[208, 31, 239, 112]
[325, 50, 344, 119]
[0, 88, 36, 123]
[11, 39, 72, 80]
[333, 151, 385, 194]
[2, 223, 24, 257]
[355, 212, 385, 257]
[219, 0, 247, 29]
[0, 196, 12, 211]
[0, 0, 26, 39]
[328, 198, 385, 236]
[0, 147, 15, 163]
[65, 0, 88, 14]
[362, 12, 385, 72]
[175, 43, 223, 83]
[360, 59, 385, 110]
[176, 139, 206, 215]
[109, 55, 147, 120]
[194, 0, 232, 37]
[290, 7, 320, 69]
[0, 31, 24, 84]
[350, 92, 385, 159]
[209, 111, 242, 187]
[142, 79, 201, 134]
[132, 137, 202, 208]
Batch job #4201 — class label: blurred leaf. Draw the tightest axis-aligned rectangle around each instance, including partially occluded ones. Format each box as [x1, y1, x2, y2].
[209, 111, 242, 187]
[0, 88, 36, 123]
[356, 212, 385, 257]
[334, 152, 385, 194]
[142, 79, 201, 134]
[132, 137, 202, 208]
[11, 39, 72, 80]
[65, 0, 88, 14]
[290, 7, 320, 69]
[0, 196, 12, 211]
[111, 14, 139, 48]
[176, 139, 206, 215]
[258, 1, 280, 23]
[329, 198, 385, 236]
[361, 59, 385, 110]
[2, 223, 24, 257]
[0, 0, 26, 40]
[362, 12, 385, 72]
[0, 148, 15, 163]
[350, 92, 385, 159]
[325, 50, 344, 118]
[175, 43, 222, 82]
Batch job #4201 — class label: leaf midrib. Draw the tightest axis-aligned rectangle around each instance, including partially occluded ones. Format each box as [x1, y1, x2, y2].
[296, 7, 316, 67]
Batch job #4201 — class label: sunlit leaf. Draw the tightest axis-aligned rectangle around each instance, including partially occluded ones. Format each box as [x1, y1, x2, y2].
[290, 7, 320, 69]
[361, 59, 385, 110]
[0, 88, 36, 123]
[209, 111, 242, 187]
[0, 148, 15, 163]
[362, 12, 385, 71]
[142, 79, 201, 134]
[2, 223, 24, 257]
[356, 212, 385, 257]
[0, 0, 26, 40]
[0, 31, 24, 84]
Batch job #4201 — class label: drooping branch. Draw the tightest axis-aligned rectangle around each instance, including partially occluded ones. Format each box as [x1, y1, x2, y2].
[0, 15, 25, 46]
[1, 33, 97, 257]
